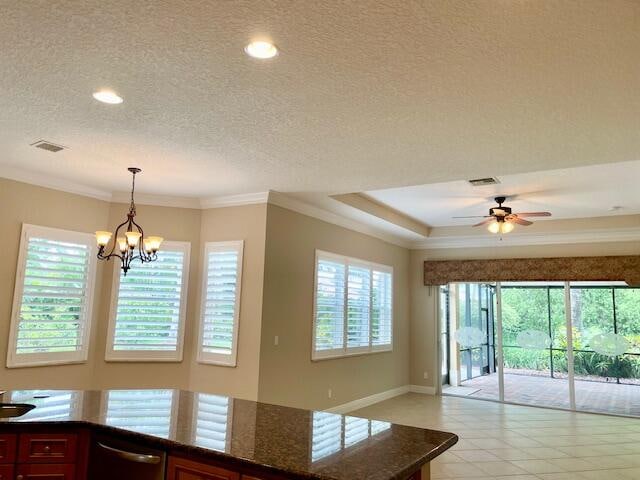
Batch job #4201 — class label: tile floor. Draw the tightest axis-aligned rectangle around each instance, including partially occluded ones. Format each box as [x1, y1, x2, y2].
[350, 393, 640, 480]
[457, 373, 640, 417]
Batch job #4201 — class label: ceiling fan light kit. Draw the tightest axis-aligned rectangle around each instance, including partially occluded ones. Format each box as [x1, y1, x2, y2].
[455, 196, 552, 235]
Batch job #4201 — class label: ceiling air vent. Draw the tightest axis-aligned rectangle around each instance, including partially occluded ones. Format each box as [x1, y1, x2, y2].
[468, 177, 500, 186]
[31, 140, 66, 153]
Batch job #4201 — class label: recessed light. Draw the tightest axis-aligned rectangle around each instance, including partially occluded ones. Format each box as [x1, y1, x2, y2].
[93, 89, 123, 104]
[244, 40, 278, 59]
[609, 205, 623, 211]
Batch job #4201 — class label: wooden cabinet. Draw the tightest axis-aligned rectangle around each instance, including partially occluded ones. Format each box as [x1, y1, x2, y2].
[0, 435, 17, 465]
[16, 463, 76, 480]
[0, 431, 84, 480]
[168, 457, 239, 480]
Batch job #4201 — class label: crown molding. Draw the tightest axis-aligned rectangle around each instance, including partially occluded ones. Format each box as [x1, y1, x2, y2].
[110, 191, 202, 209]
[410, 226, 640, 250]
[200, 191, 270, 209]
[268, 191, 412, 248]
[0, 165, 112, 201]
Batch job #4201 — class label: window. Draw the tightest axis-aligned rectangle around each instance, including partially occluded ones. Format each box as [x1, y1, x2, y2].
[7, 224, 97, 368]
[313, 251, 393, 360]
[106, 241, 190, 361]
[197, 241, 244, 366]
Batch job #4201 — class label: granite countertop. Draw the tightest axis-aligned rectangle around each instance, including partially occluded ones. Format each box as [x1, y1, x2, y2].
[0, 389, 457, 480]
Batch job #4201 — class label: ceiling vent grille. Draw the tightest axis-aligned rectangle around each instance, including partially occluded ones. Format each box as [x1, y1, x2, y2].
[31, 140, 66, 153]
[468, 177, 500, 186]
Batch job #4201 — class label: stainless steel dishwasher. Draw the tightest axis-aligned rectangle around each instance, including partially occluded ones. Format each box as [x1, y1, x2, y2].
[89, 434, 166, 480]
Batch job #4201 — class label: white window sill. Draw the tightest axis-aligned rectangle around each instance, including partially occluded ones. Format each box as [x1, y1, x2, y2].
[312, 346, 393, 362]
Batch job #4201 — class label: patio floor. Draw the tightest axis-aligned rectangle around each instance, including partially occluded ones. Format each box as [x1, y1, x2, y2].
[445, 373, 640, 417]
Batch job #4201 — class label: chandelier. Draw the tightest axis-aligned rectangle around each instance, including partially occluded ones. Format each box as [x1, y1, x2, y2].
[95, 167, 163, 275]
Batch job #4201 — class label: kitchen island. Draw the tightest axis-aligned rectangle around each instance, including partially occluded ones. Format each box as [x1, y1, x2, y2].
[0, 389, 457, 480]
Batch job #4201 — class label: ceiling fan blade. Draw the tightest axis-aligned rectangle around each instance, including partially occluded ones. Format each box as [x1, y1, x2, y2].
[509, 216, 533, 226]
[515, 212, 552, 217]
[472, 218, 496, 227]
[452, 215, 492, 219]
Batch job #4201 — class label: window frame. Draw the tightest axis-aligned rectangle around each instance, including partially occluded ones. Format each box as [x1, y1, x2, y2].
[312, 249, 394, 361]
[7, 224, 98, 368]
[105, 240, 191, 362]
[197, 240, 244, 367]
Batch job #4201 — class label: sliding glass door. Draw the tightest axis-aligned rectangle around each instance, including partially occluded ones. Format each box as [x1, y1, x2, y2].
[446, 283, 499, 400]
[442, 282, 640, 417]
[570, 284, 640, 415]
[500, 282, 569, 409]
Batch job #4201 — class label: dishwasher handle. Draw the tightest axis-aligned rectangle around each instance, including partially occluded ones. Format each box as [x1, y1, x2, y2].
[97, 442, 162, 464]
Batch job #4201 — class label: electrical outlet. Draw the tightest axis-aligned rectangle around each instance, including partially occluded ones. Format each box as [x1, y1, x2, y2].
[328, 388, 333, 399]
[274, 335, 279, 346]
[423, 371, 429, 380]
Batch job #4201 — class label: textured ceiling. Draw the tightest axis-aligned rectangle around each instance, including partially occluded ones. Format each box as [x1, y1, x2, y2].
[365, 160, 640, 227]
[1, 1, 639, 198]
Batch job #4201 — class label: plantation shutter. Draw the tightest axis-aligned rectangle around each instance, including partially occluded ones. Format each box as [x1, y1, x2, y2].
[371, 270, 393, 347]
[194, 394, 230, 452]
[107, 242, 190, 361]
[8, 225, 97, 367]
[313, 251, 393, 359]
[314, 256, 346, 353]
[346, 265, 371, 348]
[198, 241, 244, 366]
[106, 390, 175, 438]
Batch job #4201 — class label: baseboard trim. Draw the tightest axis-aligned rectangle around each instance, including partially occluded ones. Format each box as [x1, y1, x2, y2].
[326, 384, 436, 414]
[409, 384, 437, 395]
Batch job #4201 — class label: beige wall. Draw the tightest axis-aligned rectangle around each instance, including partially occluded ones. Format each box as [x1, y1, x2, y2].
[257, 204, 411, 410]
[0, 178, 110, 389]
[0, 178, 267, 398]
[90, 202, 202, 390]
[409, 241, 640, 389]
[188, 204, 267, 400]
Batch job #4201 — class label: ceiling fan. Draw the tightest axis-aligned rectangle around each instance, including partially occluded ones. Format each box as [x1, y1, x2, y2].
[454, 196, 552, 234]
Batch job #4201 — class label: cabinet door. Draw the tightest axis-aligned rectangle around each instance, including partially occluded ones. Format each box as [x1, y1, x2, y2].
[0, 464, 14, 480]
[16, 463, 76, 480]
[0, 435, 17, 464]
[168, 457, 239, 480]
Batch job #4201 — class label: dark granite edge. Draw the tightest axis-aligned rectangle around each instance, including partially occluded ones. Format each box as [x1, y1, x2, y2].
[390, 434, 459, 480]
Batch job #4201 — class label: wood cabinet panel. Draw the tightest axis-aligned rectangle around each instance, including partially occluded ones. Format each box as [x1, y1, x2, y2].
[0, 435, 17, 464]
[18, 434, 78, 464]
[16, 463, 76, 480]
[0, 464, 14, 480]
[168, 457, 240, 480]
